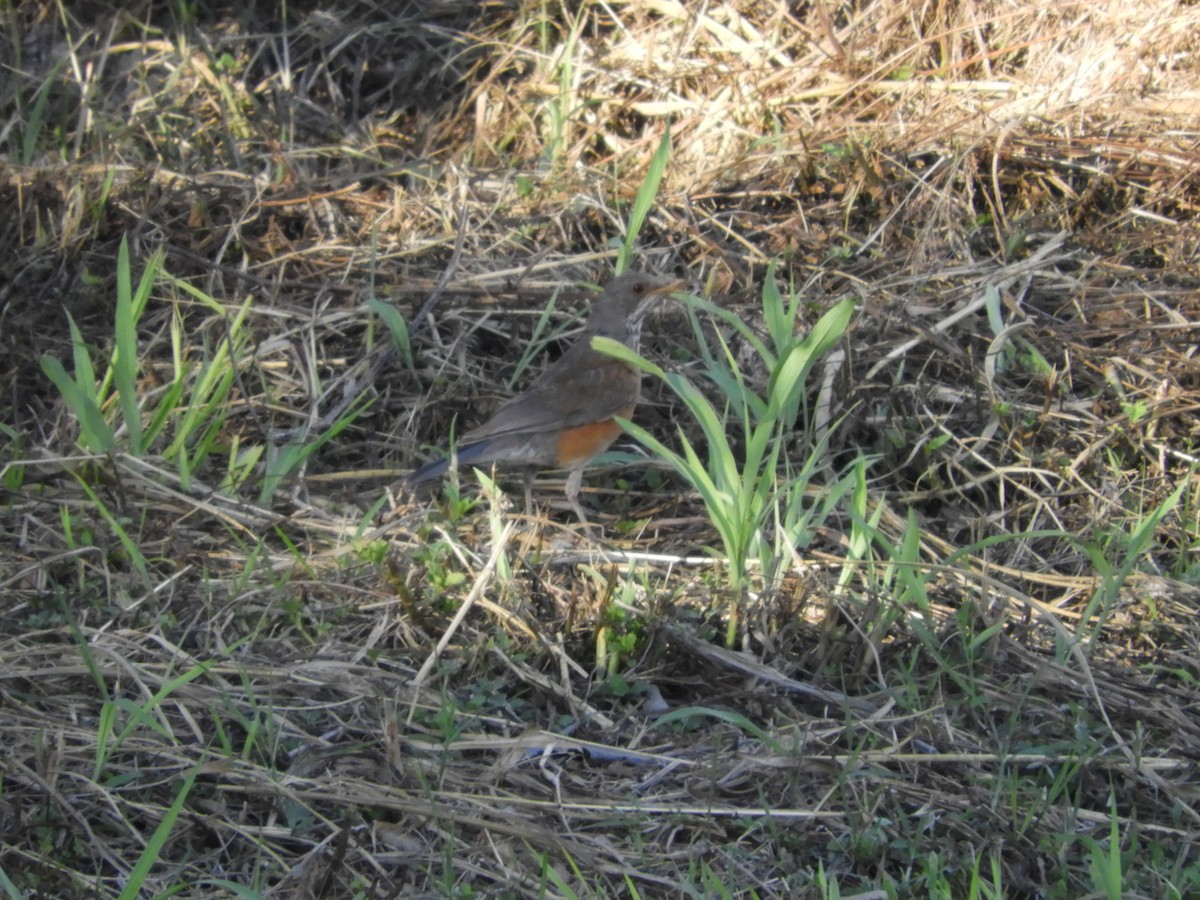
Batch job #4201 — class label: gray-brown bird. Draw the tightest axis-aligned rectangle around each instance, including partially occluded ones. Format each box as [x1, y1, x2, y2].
[407, 272, 683, 523]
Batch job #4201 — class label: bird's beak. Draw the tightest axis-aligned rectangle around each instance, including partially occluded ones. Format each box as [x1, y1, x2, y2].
[635, 277, 687, 317]
[650, 277, 687, 297]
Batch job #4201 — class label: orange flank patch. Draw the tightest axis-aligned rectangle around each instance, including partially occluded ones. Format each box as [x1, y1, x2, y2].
[554, 419, 624, 466]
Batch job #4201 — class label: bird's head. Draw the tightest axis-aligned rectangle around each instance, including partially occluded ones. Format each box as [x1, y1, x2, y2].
[586, 272, 685, 337]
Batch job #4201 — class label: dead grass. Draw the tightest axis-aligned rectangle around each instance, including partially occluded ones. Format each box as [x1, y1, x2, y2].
[2, 0, 1200, 897]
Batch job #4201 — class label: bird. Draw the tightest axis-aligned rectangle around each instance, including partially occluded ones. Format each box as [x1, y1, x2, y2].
[407, 272, 684, 525]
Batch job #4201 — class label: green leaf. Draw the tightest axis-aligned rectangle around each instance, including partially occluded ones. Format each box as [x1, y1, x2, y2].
[617, 126, 671, 274]
[653, 705, 785, 752]
[367, 297, 413, 369]
[65, 311, 99, 398]
[761, 261, 792, 353]
[113, 237, 143, 450]
[21, 57, 68, 165]
[117, 768, 199, 900]
[40, 354, 114, 453]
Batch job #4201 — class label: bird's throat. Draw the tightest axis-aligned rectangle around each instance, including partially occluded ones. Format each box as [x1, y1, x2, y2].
[625, 318, 643, 352]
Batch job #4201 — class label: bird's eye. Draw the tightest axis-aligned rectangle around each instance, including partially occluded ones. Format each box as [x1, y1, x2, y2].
[632, 282, 646, 294]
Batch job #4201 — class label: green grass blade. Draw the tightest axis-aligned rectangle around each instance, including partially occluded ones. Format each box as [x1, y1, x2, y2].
[64, 311, 100, 401]
[161, 271, 230, 314]
[510, 288, 565, 387]
[131, 246, 163, 322]
[592, 335, 666, 379]
[165, 293, 252, 462]
[142, 378, 187, 449]
[73, 475, 152, 588]
[40, 354, 115, 452]
[683, 294, 774, 367]
[617, 126, 671, 274]
[0, 865, 26, 900]
[116, 768, 199, 900]
[367, 297, 413, 370]
[805, 295, 857, 356]
[93, 701, 118, 781]
[20, 57, 67, 165]
[113, 237, 144, 451]
[619, 417, 739, 559]
[652, 706, 785, 752]
[55, 588, 109, 698]
[760, 261, 793, 352]
[768, 296, 855, 426]
[257, 393, 374, 504]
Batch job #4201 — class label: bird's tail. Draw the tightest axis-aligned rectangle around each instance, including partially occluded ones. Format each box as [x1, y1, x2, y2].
[405, 441, 491, 485]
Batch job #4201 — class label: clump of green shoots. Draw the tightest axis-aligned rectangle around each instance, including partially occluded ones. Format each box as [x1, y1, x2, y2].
[598, 265, 857, 610]
[39, 233, 368, 505]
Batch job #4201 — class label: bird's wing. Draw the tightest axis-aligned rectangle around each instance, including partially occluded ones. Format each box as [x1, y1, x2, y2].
[462, 348, 640, 443]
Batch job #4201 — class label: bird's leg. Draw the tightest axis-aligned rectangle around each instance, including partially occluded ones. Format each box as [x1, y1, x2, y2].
[563, 467, 592, 530]
[522, 467, 535, 516]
